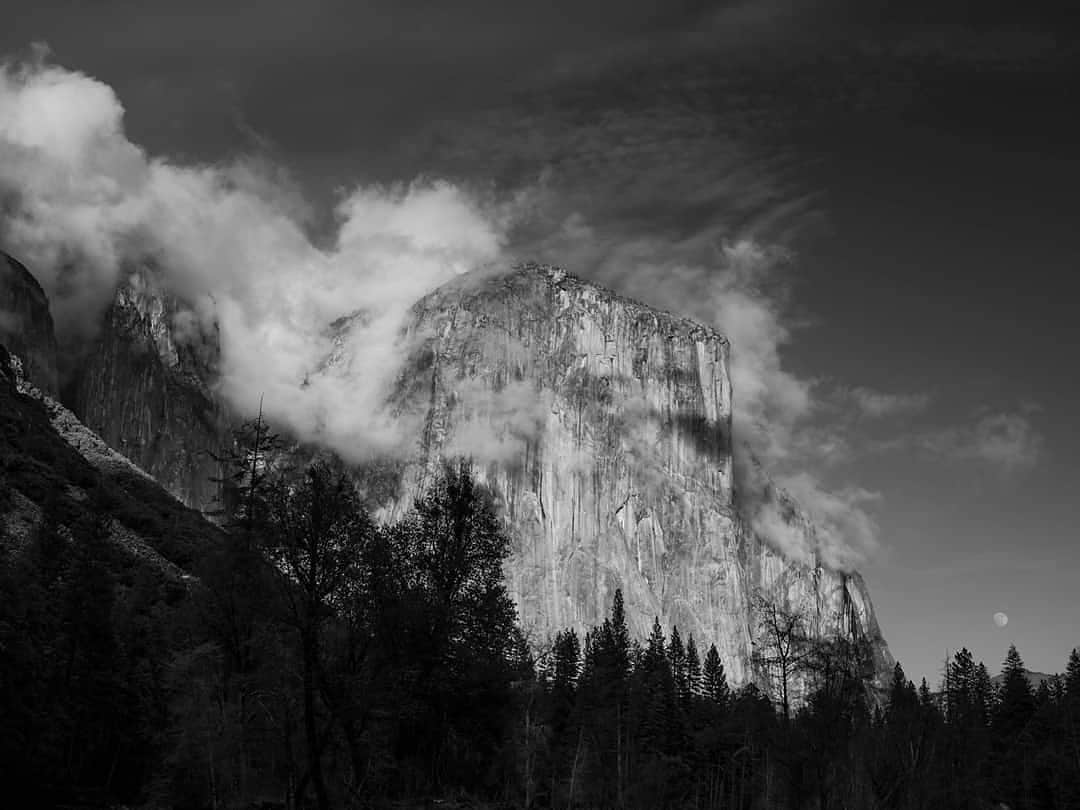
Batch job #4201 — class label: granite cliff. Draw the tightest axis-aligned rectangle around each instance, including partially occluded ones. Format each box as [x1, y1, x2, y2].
[356, 264, 893, 690]
[3, 253, 893, 694]
[65, 267, 228, 511]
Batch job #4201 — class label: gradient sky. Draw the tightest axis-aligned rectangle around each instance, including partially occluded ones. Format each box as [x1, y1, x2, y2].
[4, 0, 1077, 686]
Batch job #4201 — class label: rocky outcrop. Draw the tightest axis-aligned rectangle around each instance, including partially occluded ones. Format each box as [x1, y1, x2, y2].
[66, 269, 228, 511]
[0, 251, 59, 396]
[375, 264, 892, 689]
[0, 337, 220, 578]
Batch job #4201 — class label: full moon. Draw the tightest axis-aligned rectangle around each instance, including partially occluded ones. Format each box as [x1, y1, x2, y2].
[994, 612, 1009, 628]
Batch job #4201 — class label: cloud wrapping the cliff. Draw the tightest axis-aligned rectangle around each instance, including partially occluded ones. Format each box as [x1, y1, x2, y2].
[2, 54, 878, 564]
[0, 57, 514, 458]
[2, 55, 1042, 572]
[521, 216, 876, 567]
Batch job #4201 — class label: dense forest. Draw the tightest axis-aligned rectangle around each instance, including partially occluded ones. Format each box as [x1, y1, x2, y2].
[1, 416, 1078, 810]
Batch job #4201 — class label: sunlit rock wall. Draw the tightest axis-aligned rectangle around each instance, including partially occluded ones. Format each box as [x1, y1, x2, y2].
[382, 264, 892, 688]
[66, 269, 228, 511]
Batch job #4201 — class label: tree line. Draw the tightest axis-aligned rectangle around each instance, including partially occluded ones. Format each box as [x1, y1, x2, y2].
[1, 414, 1079, 808]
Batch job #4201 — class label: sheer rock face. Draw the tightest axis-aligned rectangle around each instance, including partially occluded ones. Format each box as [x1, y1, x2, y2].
[383, 265, 893, 688]
[0, 252, 59, 396]
[66, 269, 227, 511]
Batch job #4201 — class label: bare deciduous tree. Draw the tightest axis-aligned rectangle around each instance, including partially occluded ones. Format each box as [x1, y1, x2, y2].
[751, 592, 811, 721]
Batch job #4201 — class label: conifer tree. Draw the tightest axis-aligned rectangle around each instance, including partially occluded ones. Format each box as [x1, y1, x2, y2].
[609, 589, 631, 679]
[991, 645, 1037, 809]
[1061, 648, 1080, 803]
[668, 626, 688, 704]
[994, 644, 1034, 738]
[1035, 679, 1052, 706]
[886, 662, 918, 724]
[685, 635, 702, 702]
[702, 644, 730, 708]
[946, 647, 977, 725]
[918, 677, 934, 710]
[973, 662, 995, 727]
[552, 629, 582, 692]
[1065, 648, 1080, 704]
[644, 617, 667, 675]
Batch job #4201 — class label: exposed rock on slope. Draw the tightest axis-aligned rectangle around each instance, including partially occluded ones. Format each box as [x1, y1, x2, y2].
[0, 252, 59, 396]
[379, 264, 892, 688]
[66, 269, 228, 511]
[0, 341, 220, 579]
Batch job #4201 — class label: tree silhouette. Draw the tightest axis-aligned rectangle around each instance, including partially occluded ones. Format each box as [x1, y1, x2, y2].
[702, 643, 731, 708]
[752, 593, 810, 721]
[265, 464, 370, 810]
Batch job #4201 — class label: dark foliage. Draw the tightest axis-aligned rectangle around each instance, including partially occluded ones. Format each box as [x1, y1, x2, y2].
[4, 392, 1079, 808]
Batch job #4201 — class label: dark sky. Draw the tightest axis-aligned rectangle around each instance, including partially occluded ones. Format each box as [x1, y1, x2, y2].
[4, 0, 1078, 685]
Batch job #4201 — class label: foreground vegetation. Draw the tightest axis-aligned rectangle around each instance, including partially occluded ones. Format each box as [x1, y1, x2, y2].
[2, 414, 1079, 809]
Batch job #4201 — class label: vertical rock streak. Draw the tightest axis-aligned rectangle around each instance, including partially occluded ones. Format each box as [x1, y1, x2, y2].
[68, 269, 227, 511]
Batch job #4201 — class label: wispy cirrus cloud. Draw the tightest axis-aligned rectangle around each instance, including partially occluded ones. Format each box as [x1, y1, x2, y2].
[871, 411, 1044, 472]
[919, 412, 1044, 471]
[844, 386, 932, 418]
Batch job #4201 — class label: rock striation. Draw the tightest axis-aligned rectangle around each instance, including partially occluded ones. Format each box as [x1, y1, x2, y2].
[66, 268, 228, 511]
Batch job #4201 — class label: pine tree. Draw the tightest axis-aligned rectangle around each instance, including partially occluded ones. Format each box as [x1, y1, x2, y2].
[1065, 648, 1080, 704]
[991, 645, 1037, 810]
[609, 589, 631, 679]
[210, 406, 283, 531]
[918, 677, 934, 709]
[886, 662, 918, 724]
[552, 629, 582, 692]
[1062, 648, 1080, 803]
[1035, 679, 1052, 706]
[644, 617, 666, 675]
[946, 647, 977, 726]
[685, 635, 702, 702]
[973, 662, 995, 727]
[668, 626, 688, 704]
[994, 644, 1034, 739]
[702, 644, 730, 708]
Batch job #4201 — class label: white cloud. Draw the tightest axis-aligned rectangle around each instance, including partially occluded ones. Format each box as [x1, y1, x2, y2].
[0, 57, 516, 460]
[0, 54, 905, 569]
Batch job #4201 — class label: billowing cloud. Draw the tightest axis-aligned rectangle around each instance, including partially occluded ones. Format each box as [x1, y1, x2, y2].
[778, 472, 881, 570]
[0, 56, 516, 459]
[0, 53, 898, 570]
